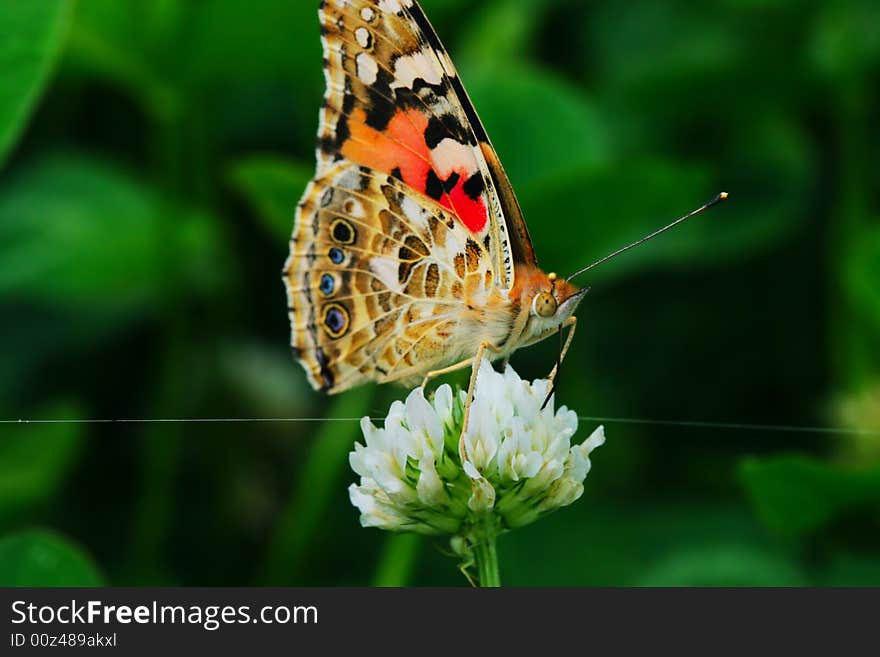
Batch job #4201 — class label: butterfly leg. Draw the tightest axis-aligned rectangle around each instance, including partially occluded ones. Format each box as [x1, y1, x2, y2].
[458, 341, 502, 462]
[420, 358, 476, 390]
[420, 339, 503, 389]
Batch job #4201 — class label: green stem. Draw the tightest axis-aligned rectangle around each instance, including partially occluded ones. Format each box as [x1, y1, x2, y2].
[473, 527, 500, 587]
[371, 534, 422, 587]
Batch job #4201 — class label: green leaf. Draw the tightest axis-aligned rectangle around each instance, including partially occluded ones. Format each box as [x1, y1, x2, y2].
[740, 455, 880, 536]
[464, 65, 609, 191]
[64, 0, 181, 120]
[455, 0, 547, 68]
[637, 544, 807, 586]
[589, 1, 742, 101]
[0, 154, 223, 311]
[0, 0, 72, 166]
[0, 530, 103, 586]
[0, 402, 84, 525]
[65, 1, 324, 128]
[181, 0, 321, 87]
[493, 502, 794, 586]
[228, 156, 313, 242]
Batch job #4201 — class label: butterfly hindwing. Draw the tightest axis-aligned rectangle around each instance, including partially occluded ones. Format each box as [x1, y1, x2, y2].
[285, 163, 495, 393]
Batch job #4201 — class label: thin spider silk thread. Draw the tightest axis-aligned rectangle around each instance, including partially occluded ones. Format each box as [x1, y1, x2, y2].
[1, 416, 877, 437]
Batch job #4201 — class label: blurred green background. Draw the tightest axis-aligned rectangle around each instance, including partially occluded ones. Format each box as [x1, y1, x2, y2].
[2, 0, 880, 587]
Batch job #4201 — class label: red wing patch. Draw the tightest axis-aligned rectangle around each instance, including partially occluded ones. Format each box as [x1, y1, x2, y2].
[315, 0, 517, 286]
[339, 107, 488, 233]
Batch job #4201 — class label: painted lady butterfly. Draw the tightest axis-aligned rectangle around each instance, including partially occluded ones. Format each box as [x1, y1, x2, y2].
[284, 0, 585, 395]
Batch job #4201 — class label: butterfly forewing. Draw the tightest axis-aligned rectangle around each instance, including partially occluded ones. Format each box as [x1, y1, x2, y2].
[401, 1, 537, 269]
[285, 0, 535, 392]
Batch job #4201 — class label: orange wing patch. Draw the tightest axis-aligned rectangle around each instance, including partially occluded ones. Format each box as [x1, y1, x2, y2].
[341, 106, 488, 233]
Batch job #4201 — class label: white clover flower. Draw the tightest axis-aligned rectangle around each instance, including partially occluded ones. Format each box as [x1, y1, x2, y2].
[348, 357, 605, 538]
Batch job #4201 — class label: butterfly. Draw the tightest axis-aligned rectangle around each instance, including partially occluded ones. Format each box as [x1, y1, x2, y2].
[283, 0, 585, 401]
[283, 0, 724, 400]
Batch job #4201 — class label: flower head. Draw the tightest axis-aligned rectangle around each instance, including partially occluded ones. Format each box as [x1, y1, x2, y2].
[348, 358, 605, 538]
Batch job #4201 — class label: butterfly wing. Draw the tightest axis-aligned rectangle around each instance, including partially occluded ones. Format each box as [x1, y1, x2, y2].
[316, 0, 537, 285]
[400, 0, 537, 269]
[285, 0, 531, 392]
[286, 163, 496, 393]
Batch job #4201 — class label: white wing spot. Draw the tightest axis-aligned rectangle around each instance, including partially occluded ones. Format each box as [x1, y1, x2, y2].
[391, 50, 443, 89]
[378, 0, 403, 13]
[431, 138, 478, 179]
[400, 194, 431, 231]
[343, 199, 366, 219]
[444, 225, 467, 260]
[356, 52, 378, 84]
[355, 27, 371, 48]
[360, 7, 375, 21]
[370, 256, 403, 293]
[336, 167, 363, 190]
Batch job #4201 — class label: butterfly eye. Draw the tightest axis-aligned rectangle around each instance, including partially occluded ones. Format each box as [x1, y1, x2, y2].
[534, 292, 557, 318]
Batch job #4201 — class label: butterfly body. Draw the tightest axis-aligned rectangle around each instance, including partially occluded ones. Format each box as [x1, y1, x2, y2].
[284, 0, 585, 393]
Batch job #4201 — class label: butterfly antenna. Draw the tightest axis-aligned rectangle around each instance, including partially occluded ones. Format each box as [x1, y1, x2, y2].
[566, 192, 729, 282]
